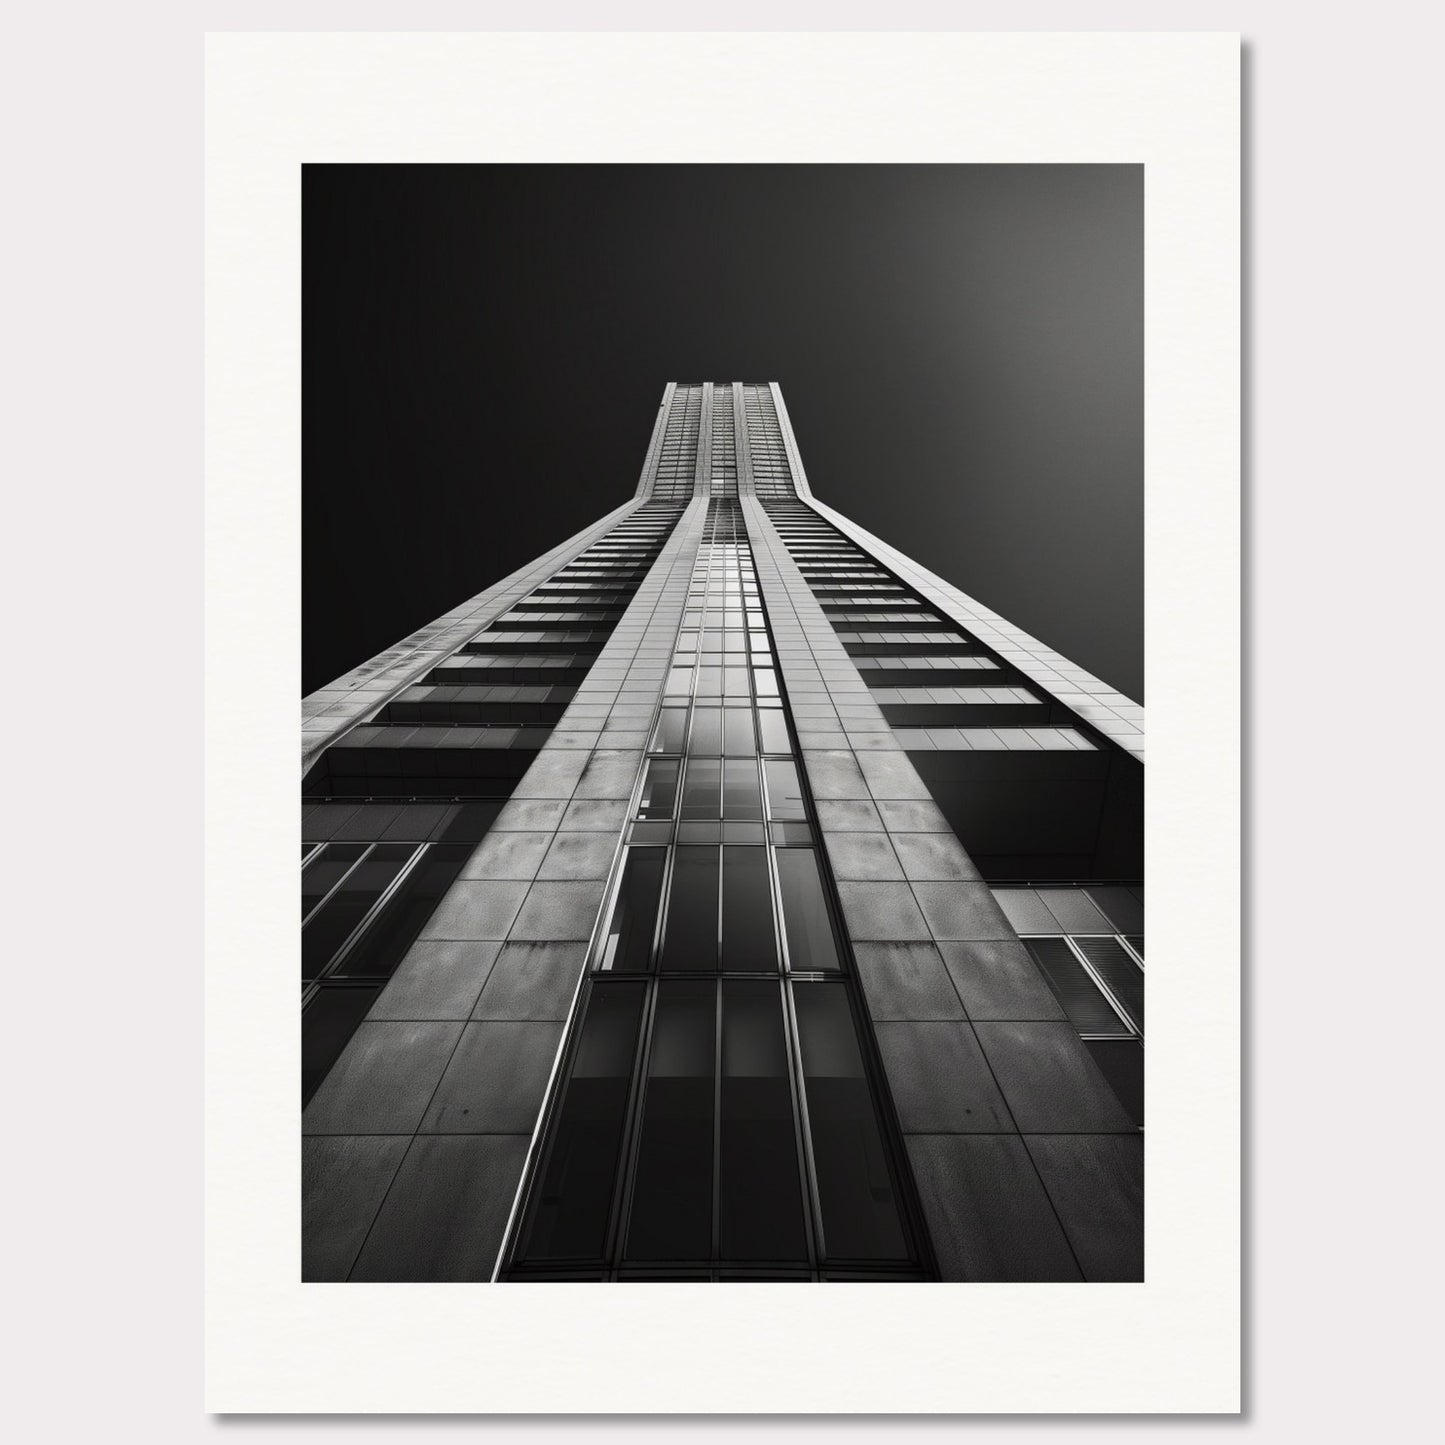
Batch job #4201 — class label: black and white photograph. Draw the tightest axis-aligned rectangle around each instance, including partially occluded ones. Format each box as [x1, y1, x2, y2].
[201, 28, 1245, 1415]
[300, 163, 1146, 1284]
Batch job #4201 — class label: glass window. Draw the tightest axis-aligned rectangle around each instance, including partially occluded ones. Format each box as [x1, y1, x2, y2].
[332, 844, 471, 979]
[598, 849, 666, 972]
[636, 758, 680, 819]
[689, 707, 722, 755]
[661, 848, 719, 971]
[775, 849, 841, 973]
[697, 666, 723, 698]
[665, 665, 693, 697]
[1023, 938, 1132, 1037]
[649, 707, 688, 753]
[757, 708, 791, 755]
[753, 669, 779, 698]
[624, 979, 716, 1261]
[722, 847, 777, 972]
[722, 759, 763, 820]
[680, 758, 721, 819]
[1073, 937, 1145, 1032]
[516, 980, 646, 1262]
[723, 707, 756, 756]
[792, 982, 910, 1262]
[764, 759, 807, 821]
[302, 842, 367, 920]
[719, 979, 807, 1262]
[302, 843, 415, 980]
[723, 666, 751, 697]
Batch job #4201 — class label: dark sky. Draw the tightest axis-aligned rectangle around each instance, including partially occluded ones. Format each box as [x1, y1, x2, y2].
[304, 164, 1141, 700]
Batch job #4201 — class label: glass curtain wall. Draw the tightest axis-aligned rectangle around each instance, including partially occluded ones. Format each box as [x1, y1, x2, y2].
[504, 501, 929, 1281]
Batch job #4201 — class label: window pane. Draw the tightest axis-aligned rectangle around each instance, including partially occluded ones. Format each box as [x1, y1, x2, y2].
[697, 666, 723, 697]
[719, 979, 807, 1262]
[753, 668, 779, 697]
[636, 758, 680, 819]
[775, 849, 841, 973]
[625, 980, 716, 1261]
[332, 844, 471, 979]
[792, 982, 910, 1261]
[723, 706, 756, 756]
[598, 849, 665, 972]
[661, 848, 719, 971]
[722, 847, 778, 972]
[302, 842, 367, 920]
[516, 981, 646, 1262]
[302, 844, 415, 980]
[649, 707, 688, 753]
[722, 759, 763, 820]
[680, 758, 721, 818]
[723, 666, 751, 697]
[1023, 938, 1132, 1036]
[689, 707, 722, 755]
[757, 709, 791, 755]
[763, 759, 807, 821]
[665, 666, 693, 697]
[1073, 937, 1145, 1032]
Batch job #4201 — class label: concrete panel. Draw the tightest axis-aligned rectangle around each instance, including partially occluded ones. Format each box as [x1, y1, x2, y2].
[303, 1021, 464, 1135]
[853, 942, 965, 1022]
[420, 1021, 565, 1133]
[905, 1134, 1082, 1282]
[349, 1135, 530, 1282]
[302, 1135, 410, 1281]
[873, 1022, 1011, 1132]
[973, 1022, 1136, 1133]
[369, 940, 502, 1021]
[1025, 1133, 1144, 1282]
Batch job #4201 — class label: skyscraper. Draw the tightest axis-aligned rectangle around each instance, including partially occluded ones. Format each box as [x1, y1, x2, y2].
[301, 382, 1144, 1283]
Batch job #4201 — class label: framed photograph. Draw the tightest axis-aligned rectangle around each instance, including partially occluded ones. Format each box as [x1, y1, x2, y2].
[206, 30, 1239, 1413]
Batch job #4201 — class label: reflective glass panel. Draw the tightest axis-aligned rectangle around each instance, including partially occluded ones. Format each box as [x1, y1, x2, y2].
[516, 981, 646, 1262]
[661, 848, 719, 972]
[722, 846, 778, 972]
[792, 982, 909, 1261]
[757, 709, 791, 755]
[763, 759, 807, 820]
[598, 849, 665, 973]
[722, 759, 763, 820]
[719, 979, 807, 1262]
[680, 758, 721, 818]
[775, 849, 841, 973]
[636, 758, 680, 819]
[723, 707, 756, 756]
[302, 844, 415, 980]
[625, 979, 716, 1261]
[649, 707, 688, 753]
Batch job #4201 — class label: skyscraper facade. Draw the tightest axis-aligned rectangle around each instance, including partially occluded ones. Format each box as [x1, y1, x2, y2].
[301, 382, 1145, 1283]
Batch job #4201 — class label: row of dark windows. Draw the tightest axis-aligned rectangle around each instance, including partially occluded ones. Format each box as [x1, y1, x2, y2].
[508, 975, 916, 1274]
